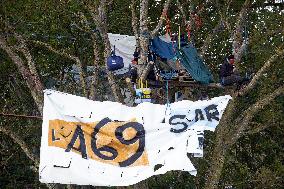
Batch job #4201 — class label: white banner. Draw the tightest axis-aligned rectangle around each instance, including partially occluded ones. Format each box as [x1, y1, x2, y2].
[39, 90, 231, 186]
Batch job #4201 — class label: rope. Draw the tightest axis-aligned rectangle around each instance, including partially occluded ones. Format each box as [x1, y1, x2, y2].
[161, 71, 176, 116]
[162, 11, 176, 54]
[164, 79, 171, 117]
[166, 80, 169, 106]
[186, 5, 204, 43]
[0, 112, 42, 119]
[186, 24, 191, 42]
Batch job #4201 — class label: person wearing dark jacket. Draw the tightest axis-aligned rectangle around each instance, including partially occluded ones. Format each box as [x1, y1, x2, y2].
[219, 55, 242, 86]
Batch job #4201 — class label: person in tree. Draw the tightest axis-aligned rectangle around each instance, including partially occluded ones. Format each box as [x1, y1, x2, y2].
[219, 55, 243, 86]
[129, 47, 140, 83]
[129, 65, 138, 83]
[132, 47, 140, 65]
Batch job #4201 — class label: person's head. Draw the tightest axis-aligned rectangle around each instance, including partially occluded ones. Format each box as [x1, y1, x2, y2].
[227, 55, 235, 65]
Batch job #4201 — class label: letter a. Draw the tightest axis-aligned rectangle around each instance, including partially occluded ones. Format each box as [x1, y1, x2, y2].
[65, 125, 87, 159]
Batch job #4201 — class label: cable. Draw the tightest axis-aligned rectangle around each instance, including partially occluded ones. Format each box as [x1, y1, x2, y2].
[0, 113, 42, 119]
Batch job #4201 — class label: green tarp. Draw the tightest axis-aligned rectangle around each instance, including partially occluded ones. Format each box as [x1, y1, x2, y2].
[177, 44, 214, 84]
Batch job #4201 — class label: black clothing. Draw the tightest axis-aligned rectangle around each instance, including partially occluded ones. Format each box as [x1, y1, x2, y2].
[219, 62, 234, 78]
[129, 65, 138, 82]
[148, 52, 156, 62]
[133, 51, 139, 61]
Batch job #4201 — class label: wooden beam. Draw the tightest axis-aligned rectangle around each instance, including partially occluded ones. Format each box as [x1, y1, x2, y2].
[148, 80, 225, 89]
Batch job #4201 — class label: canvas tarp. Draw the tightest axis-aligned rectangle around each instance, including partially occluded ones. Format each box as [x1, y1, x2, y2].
[150, 36, 177, 60]
[177, 44, 214, 84]
[108, 33, 136, 74]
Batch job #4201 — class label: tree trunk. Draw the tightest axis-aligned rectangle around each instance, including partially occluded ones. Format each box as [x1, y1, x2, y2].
[204, 100, 236, 189]
[98, 0, 124, 103]
[90, 33, 102, 100]
[131, 0, 140, 48]
[232, 0, 251, 65]
[139, 0, 150, 65]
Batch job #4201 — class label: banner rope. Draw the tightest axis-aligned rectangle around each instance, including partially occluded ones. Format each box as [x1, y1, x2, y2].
[0, 112, 42, 119]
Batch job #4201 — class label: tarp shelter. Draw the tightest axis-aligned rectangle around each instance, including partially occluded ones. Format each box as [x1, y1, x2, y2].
[177, 44, 214, 84]
[150, 37, 177, 59]
[108, 34, 214, 84]
[150, 37, 214, 84]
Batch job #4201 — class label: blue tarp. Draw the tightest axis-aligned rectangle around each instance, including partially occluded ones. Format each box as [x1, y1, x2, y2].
[150, 37, 213, 84]
[150, 37, 177, 59]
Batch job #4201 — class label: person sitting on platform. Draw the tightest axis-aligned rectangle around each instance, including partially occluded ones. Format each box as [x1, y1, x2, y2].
[219, 55, 244, 86]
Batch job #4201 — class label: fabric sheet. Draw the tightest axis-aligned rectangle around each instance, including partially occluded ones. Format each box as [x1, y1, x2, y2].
[108, 33, 136, 74]
[39, 89, 231, 186]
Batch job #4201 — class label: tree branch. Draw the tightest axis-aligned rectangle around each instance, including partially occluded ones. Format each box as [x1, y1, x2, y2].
[0, 23, 44, 112]
[245, 121, 281, 136]
[84, 0, 123, 103]
[30, 40, 87, 97]
[0, 112, 42, 119]
[14, 34, 40, 77]
[81, 1, 100, 29]
[232, 0, 252, 65]
[89, 33, 101, 101]
[30, 41, 79, 63]
[204, 99, 237, 189]
[216, 0, 232, 32]
[71, 11, 103, 100]
[0, 126, 39, 168]
[176, 0, 196, 44]
[251, 2, 284, 9]
[131, 0, 140, 48]
[139, 0, 150, 66]
[200, 19, 226, 57]
[70, 22, 93, 34]
[0, 125, 57, 189]
[176, 0, 188, 27]
[140, 61, 154, 81]
[99, 0, 124, 103]
[151, 0, 172, 37]
[229, 86, 284, 145]
[0, 37, 43, 114]
[204, 46, 283, 189]
[238, 47, 284, 96]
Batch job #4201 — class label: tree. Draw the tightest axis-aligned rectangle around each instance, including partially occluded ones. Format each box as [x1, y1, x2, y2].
[0, 0, 283, 188]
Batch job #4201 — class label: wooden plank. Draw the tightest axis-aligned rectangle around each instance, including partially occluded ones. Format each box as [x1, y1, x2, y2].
[178, 76, 195, 83]
[148, 80, 225, 89]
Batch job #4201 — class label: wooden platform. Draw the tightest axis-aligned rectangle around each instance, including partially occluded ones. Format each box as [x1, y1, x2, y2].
[148, 80, 224, 89]
[178, 75, 195, 83]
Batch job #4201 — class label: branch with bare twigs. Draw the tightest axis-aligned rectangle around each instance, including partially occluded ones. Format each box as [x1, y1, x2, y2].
[131, 0, 140, 48]
[0, 37, 43, 114]
[229, 86, 284, 145]
[30, 40, 87, 97]
[204, 44, 283, 188]
[238, 47, 284, 97]
[151, 0, 172, 37]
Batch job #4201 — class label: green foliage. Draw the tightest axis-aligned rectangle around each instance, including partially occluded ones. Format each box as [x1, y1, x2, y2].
[148, 171, 196, 189]
[0, 0, 283, 188]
